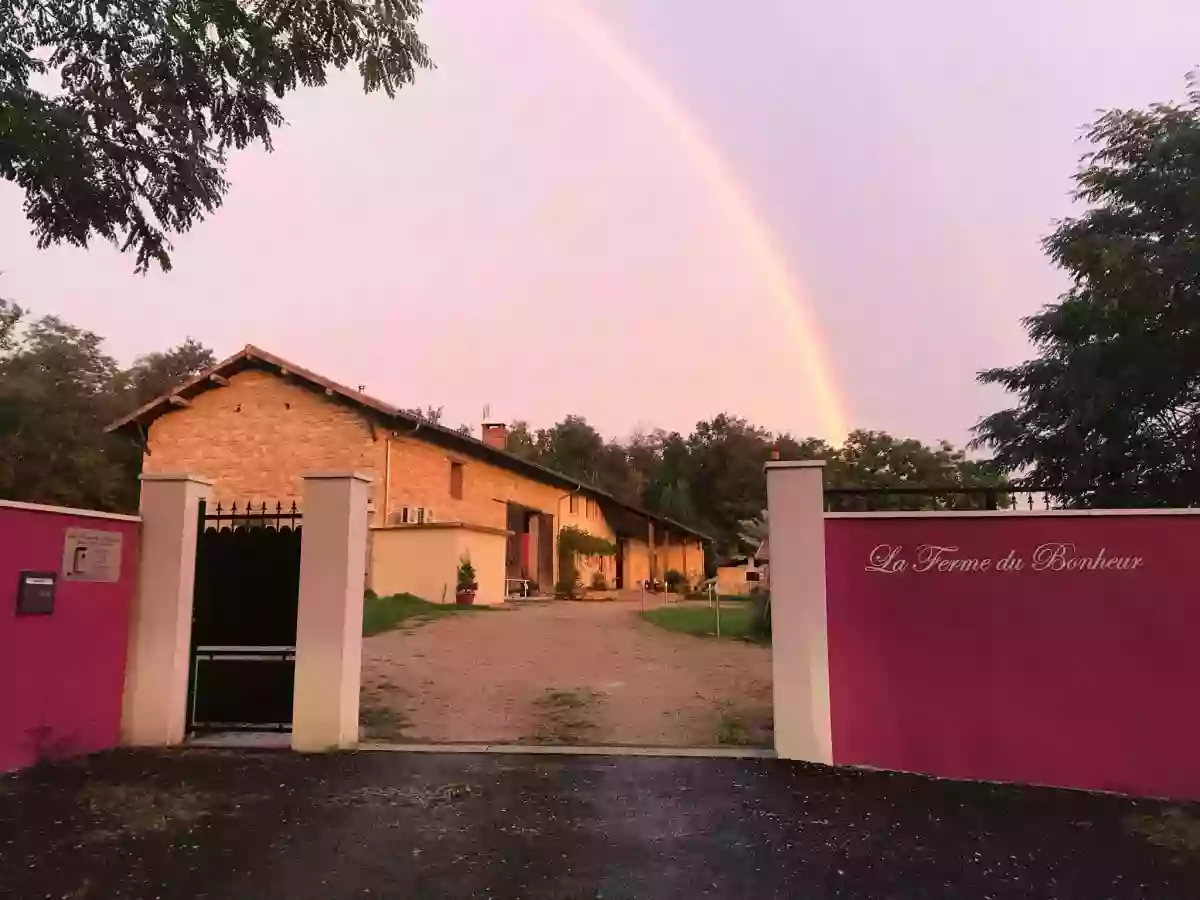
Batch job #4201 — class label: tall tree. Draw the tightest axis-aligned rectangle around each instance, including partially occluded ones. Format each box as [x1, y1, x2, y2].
[120, 339, 216, 408]
[528, 416, 608, 484]
[505, 420, 538, 460]
[681, 415, 775, 546]
[2, 0, 431, 272]
[502, 410, 993, 555]
[973, 79, 1200, 506]
[0, 308, 126, 508]
[827, 430, 995, 489]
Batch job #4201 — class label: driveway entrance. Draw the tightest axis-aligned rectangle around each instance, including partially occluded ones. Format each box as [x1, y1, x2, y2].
[360, 598, 772, 747]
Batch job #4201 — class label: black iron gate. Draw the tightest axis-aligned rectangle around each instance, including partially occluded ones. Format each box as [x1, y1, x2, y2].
[188, 501, 302, 733]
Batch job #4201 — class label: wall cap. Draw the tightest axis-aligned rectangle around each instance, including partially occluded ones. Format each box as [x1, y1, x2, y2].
[139, 473, 214, 485]
[0, 499, 141, 523]
[765, 460, 827, 470]
[301, 471, 374, 483]
[827, 508, 1200, 519]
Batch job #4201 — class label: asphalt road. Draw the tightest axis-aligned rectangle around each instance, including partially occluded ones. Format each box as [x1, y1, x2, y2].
[1, 749, 1196, 899]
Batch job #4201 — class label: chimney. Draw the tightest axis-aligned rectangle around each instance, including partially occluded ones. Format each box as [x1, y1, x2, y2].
[481, 422, 508, 451]
[770, 446, 781, 460]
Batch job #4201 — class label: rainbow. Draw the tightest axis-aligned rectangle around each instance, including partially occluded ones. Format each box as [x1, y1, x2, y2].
[543, 1, 850, 441]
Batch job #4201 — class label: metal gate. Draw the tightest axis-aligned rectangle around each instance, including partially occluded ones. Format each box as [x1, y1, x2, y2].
[187, 501, 302, 733]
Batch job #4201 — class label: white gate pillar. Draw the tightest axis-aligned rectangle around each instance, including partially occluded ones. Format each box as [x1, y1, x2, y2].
[765, 460, 833, 764]
[122, 474, 212, 746]
[292, 472, 371, 751]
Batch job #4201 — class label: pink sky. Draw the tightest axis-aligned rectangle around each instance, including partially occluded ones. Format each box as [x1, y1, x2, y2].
[2, 1, 1198, 444]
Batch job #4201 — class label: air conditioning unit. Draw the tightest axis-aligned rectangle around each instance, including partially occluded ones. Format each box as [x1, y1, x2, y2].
[390, 506, 435, 525]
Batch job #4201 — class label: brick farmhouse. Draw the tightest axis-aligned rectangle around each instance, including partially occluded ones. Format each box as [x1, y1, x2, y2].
[107, 345, 707, 603]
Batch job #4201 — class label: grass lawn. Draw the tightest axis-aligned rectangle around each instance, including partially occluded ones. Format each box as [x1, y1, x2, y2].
[640, 603, 769, 644]
[363, 591, 488, 636]
[684, 592, 755, 602]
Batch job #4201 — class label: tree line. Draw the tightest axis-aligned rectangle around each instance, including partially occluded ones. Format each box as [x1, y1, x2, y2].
[501, 416, 997, 555]
[0, 298, 994, 555]
[0, 298, 214, 512]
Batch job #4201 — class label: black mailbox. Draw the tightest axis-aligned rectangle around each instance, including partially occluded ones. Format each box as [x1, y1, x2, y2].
[16, 571, 56, 615]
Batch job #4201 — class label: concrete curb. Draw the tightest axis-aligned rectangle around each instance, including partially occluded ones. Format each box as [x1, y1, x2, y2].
[358, 742, 776, 759]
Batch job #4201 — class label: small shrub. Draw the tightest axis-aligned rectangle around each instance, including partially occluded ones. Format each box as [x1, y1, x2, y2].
[359, 701, 408, 741]
[457, 556, 477, 591]
[590, 571, 608, 590]
[664, 569, 685, 592]
[716, 711, 753, 746]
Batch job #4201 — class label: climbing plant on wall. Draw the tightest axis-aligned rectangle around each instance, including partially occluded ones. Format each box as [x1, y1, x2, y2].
[556, 525, 616, 597]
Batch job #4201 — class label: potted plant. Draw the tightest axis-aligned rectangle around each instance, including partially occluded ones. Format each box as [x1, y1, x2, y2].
[455, 555, 478, 606]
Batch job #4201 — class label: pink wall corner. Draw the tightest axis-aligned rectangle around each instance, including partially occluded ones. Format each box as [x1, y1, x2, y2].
[0, 505, 139, 772]
[825, 514, 1200, 800]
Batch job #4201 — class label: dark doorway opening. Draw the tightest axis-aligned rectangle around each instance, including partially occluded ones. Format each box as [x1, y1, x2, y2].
[505, 503, 555, 596]
[188, 501, 302, 733]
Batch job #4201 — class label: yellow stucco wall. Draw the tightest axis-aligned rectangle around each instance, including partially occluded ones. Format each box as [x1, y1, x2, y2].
[369, 525, 507, 606]
[370, 527, 459, 604]
[661, 539, 706, 587]
[716, 562, 764, 595]
[623, 538, 651, 587]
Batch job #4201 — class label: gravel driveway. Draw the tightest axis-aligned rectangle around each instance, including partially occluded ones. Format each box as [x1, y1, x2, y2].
[360, 599, 773, 747]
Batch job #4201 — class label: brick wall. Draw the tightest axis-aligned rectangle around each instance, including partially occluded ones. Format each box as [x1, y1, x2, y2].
[144, 369, 385, 511]
[384, 432, 564, 529]
[385, 437, 619, 586]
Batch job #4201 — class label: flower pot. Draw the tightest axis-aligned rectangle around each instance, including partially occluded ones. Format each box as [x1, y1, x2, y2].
[455, 589, 476, 606]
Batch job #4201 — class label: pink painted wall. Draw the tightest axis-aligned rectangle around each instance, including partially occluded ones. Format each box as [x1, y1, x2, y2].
[0, 504, 139, 771]
[825, 514, 1200, 800]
